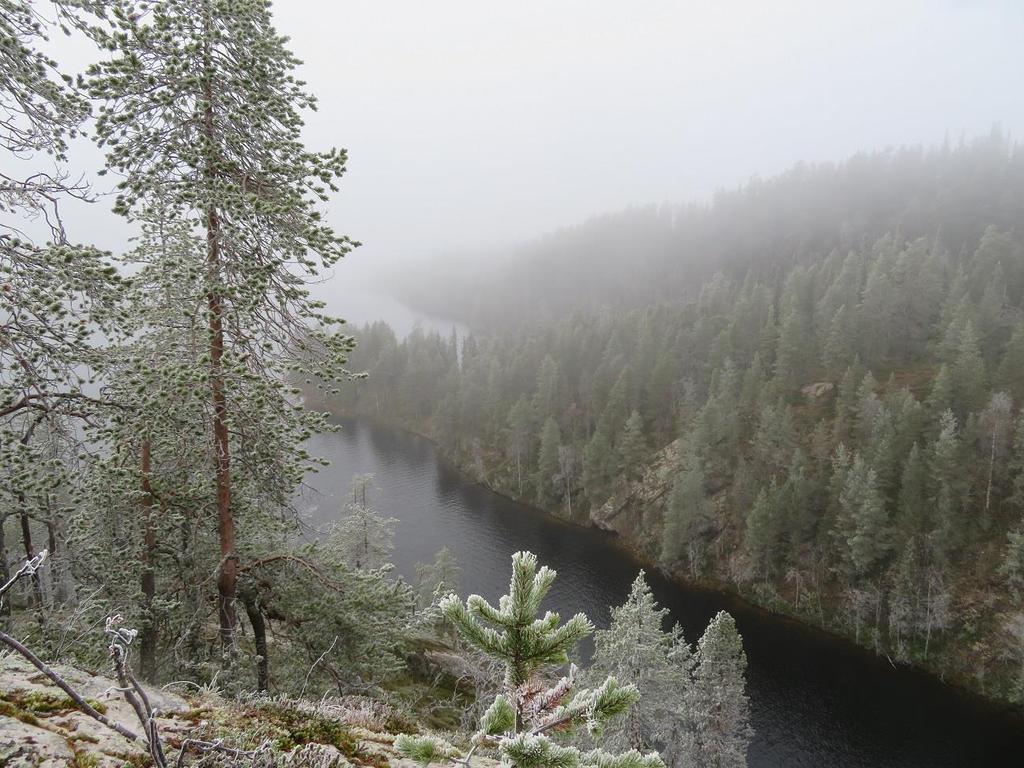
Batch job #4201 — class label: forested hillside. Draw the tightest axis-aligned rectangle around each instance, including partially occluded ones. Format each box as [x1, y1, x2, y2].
[396, 134, 1024, 328]
[313, 137, 1024, 704]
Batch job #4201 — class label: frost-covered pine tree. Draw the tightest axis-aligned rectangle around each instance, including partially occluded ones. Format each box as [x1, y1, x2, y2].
[327, 474, 396, 571]
[86, 0, 357, 653]
[415, 545, 461, 609]
[397, 551, 664, 768]
[587, 572, 691, 755]
[680, 611, 752, 768]
[1, 0, 126, 607]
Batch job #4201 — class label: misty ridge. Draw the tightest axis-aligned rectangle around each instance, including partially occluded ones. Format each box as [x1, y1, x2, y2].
[390, 134, 1024, 329]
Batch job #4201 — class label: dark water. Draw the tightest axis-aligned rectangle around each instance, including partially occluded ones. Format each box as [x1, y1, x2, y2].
[297, 417, 1024, 767]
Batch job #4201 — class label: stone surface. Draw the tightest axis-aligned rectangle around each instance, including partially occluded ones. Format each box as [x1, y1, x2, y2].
[0, 652, 498, 767]
[590, 438, 682, 557]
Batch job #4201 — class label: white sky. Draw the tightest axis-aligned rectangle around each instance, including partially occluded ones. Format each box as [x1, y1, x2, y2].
[46, 0, 1024, 296]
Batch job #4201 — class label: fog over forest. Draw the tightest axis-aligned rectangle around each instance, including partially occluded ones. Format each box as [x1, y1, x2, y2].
[47, 1, 1024, 303]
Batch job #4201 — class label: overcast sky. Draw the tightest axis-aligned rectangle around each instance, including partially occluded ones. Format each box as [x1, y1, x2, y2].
[51, 0, 1024, 293]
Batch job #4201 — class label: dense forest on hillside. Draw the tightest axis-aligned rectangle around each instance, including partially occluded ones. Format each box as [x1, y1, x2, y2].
[310, 138, 1024, 704]
[396, 134, 1024, 328]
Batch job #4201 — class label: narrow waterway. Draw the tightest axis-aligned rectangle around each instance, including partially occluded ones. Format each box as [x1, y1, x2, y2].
[297, 416, 1024, 767]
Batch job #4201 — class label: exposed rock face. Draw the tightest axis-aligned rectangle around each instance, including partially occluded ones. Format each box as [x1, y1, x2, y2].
[800, 381, 835, 400]
[0, 653, 499, 767]
[0, 654, 190, 767]
[590, 438, 682, 559]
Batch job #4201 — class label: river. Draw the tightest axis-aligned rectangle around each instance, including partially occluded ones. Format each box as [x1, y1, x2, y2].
[296, 416, 1024, 767]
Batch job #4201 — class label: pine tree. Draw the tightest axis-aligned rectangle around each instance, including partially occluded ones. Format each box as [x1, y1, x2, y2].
[660, 457, 712, 575]
[929, 410, 965, 555]
[617, 410, 647, 481]
[87, 0, 357, 653]
[744, 488, 778, 583]
[583, 424, 616, 505]
[951, 320, 987, 416]
[397, 552, 664, 768]
[0, 0, 127, 616]
[328, 474, 396, 571]
[507, 396, 535, 496]
[897, 443, 930, 540]
[536, 417, 562, 507]
[588, 572, 691, 754]
[837, 454, 889, 578]
[680, 611, 752, 768]
[996, 322, 1024, 403]
[415, 546, 461, 609]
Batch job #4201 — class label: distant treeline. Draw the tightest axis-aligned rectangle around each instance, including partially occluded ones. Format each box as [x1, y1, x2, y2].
[396, 132, 1024, 328]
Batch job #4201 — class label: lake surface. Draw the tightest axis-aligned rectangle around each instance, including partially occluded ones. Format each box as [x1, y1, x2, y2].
[297, 416, 1024, 767]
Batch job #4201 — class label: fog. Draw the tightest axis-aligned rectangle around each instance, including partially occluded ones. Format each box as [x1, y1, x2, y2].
[48, 1, 1024, 315]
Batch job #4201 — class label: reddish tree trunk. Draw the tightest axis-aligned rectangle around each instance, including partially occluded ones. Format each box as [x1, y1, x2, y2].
[203, 11, 237, 660]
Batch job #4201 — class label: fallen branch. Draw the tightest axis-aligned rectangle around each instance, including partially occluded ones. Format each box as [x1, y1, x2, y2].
[299, 634, 338, 698]
[106, 615, 168, 767]
[0, 551, 140, 743]
[0, 549, 47, 606]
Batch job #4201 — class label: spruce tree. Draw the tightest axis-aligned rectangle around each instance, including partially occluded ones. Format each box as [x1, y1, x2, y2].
[617, 410, 647, 481]
[996, 322, 1024, 403]
[588, 572, 691, 754]
[837, 454, 889, 578]
[328, 474, 396, 571]
[951, 320, 987, 416]
[397, 552, 664, 768]
[507, 396, 535, 496]
[744, 488, 778, 583]
[929, 410, 965, 555]
[660, 457, 712, 575]
[897, 443, 930, 540]
[583, 423, 616, 505]
[680, 611, 752, 768]
[415, 546, 461, 609]
[536, 417, 562, 507]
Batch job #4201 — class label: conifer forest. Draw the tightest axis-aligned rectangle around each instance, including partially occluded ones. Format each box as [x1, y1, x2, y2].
[2, 2, 1023, 766]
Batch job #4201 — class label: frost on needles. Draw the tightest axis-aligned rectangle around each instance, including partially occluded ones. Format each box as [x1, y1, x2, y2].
[396, 551, 665, 768]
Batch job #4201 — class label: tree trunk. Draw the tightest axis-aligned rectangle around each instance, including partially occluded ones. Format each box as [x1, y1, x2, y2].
[140, 439, 158, 682]
[240, 587, 269, 692]
[18, 507, 43, 609]
[923, 576, 933, 660]
[985, 429, 996, 513]
[15, 425, 45, 610]
[202, 9, 237, 659]
[0, 514, 9, 621]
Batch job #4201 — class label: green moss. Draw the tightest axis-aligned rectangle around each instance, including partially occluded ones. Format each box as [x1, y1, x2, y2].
[250, 700, 358, 753]
[70, 753, 101, 768]
[0, 698, 39, 726]
[1, 689, 107, 717]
